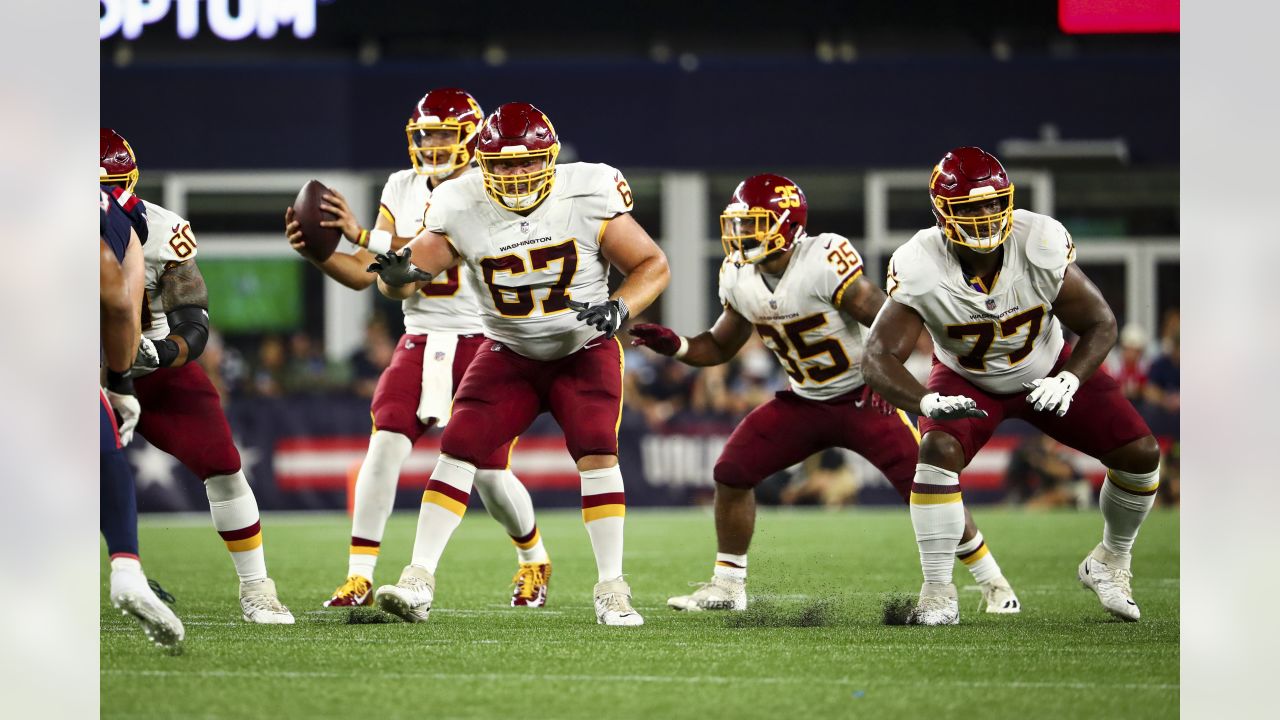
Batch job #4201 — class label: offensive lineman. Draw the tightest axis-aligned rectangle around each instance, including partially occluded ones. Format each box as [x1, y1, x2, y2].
[101, 129, 294, 624]
[630, 174, 1019, 614]
[370, 102, 670, 625]
[863, 147, 1161, 625]
[284, 89, 552, 608]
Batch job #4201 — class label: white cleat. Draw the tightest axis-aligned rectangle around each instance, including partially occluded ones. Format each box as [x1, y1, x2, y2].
[667, 576, 747, 612]
[240, 578, 295, 624]
[979, 577, 1021, 614]
[1078, 543, 1140, 621]
[594, 577, 644, 626]
[910, 582, 959, 625]
[375, 565, 435, 623]
[110, 569, 184, 651]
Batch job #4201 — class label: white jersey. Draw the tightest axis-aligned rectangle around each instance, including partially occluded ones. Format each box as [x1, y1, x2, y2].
[887, 209, 1076, 394]
[719, 233, 869, 400]
[374, 167, 485, 335]
[139, 200, 198, 341]
[424, 162, 634, 360]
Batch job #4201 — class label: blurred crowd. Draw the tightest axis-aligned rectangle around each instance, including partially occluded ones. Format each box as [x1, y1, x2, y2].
[197, 307, 1179, 510]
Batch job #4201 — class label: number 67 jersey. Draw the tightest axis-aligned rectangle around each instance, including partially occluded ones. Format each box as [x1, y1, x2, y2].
[719, 233, 869, 401]
[423, 162, 633, 360]
[886, 208, 1076, 394]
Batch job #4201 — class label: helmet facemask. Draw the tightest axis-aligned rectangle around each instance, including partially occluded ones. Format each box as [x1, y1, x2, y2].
[934, 185, 1015, 253]
[477, 145, 560, 211]
[406, 116, 478, 178]
[720, 203, 792, 265]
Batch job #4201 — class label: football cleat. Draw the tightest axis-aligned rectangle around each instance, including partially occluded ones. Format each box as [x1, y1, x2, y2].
[594, 577, 644, 626]
[110, 568, 184, 652]
[324, 575, 373, 608]
[511, 562, 551, 607]
[910, 582, 960, 626]
[979, 577, 1021, 614]
[240, 578, 295, 624]
[1078, 543, 1140, 621]
[667, 576, 747, 612]
[375, 565, 436, 623]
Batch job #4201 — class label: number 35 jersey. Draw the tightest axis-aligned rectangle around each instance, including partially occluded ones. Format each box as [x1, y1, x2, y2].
[887, 209, 1077, 394]
[719, 233, 869, 401]
[378, 167, 485, 335]
[424, 162, 634, 360]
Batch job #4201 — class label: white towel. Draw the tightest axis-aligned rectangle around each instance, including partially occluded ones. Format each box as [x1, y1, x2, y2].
[417, 332, 460, 426]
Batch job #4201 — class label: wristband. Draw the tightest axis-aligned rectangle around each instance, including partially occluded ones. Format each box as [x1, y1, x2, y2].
[106, 368, 135, 395]
[356, 229, 370, 247]
[366, 229, 393, 255]
[675, 336, 690, 360]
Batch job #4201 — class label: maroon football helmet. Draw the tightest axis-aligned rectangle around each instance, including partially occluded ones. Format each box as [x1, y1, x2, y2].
[100, 128, 139, 193]
[475, 102, 560, 211]
[720, 173, 808, 264]
[405, 88, 484, 178]
[929, 146, 1015, 253]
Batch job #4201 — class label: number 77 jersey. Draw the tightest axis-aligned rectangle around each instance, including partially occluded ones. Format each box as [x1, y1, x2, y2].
[423, 162, 634, 360]
[886, 208, 1077, 394]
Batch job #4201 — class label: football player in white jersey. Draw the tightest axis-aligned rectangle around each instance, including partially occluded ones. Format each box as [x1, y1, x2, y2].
[370, 102, 670, 626]
[863, 147, 1161, 625]
[284, 89, 553, 609]
[102, 129, 294, 624]
[628, 174, 1018, 614]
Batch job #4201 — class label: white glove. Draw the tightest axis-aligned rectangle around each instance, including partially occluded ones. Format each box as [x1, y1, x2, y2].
[920, 392, 989, 420]
[106, 390, 141, 446]
[133, 337, 160, 373]
[1023, 371, 1080, 417]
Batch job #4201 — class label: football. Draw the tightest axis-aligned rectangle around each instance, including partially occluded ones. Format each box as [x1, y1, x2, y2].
[291, 180, 342, 262]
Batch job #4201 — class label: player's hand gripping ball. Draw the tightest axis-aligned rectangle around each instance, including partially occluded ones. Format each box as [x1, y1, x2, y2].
[289, 180, 342, 262]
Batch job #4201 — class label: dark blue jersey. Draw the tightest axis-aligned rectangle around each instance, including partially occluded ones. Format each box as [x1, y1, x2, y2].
[100, 186, 135, 262]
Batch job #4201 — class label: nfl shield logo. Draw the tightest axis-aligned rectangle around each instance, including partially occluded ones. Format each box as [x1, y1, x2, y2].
[985, 298, 997, 311]
[769, 299, 778, 310]
[520, 221, 530, 234]
[434, 351, 446, 361]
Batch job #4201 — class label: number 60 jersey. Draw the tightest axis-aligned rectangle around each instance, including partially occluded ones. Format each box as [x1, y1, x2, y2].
[424, 162, 633, 360]
[719, 233, 869, 401]
[886, 208, 1077, 394]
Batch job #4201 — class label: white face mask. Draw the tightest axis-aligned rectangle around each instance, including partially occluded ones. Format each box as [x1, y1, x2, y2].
[500, 191, 541, 209]
[952, 215, 1009, 253]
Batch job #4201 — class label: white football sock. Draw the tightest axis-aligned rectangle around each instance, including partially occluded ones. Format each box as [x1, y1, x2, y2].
[473, 468, 548, 564]
[909, 463, 965, 586]
[714, 552, 747, 582]
[1099, 465, 1159, 556]
[410, 455, 475, 574]
[580, 465, 626, 582]
[955, 530, 1003, 584]
[348, 431, 412, 580]
[205, 470, 267, 583]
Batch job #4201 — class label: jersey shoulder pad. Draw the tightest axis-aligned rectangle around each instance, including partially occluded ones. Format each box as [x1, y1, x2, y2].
[1018, 210, 1076, 272]
[887, 229, 943, 300]
[141, 201, 197, 264]
[422, 174, 478, 234]
[561, 162, 634, 217]
[717, 257, 744, 308]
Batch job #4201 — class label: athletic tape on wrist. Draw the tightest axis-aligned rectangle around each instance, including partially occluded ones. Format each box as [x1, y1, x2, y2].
[366, 229, 393, 255]
[675, 336, 690, 359]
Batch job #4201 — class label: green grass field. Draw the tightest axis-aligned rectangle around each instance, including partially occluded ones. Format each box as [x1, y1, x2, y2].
[101, 507, 1179, 719]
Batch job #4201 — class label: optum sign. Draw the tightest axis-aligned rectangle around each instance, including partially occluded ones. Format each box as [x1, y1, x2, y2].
[100, 0, 319, 41]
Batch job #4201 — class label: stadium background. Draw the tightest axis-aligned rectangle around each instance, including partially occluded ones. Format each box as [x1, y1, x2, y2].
[99, 0, 1179, 514]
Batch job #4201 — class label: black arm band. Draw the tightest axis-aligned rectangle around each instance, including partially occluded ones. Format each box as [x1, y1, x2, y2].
[166, 305, 210, 362]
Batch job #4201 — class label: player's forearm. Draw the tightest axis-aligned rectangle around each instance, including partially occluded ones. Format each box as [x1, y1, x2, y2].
[611, 254, 670, 317]
[679, 331, 735, 367]
[321, 251, 378, 291]
[101, 305, 138, 373]
[863, 351, 930, 414]
[1060, 319, 1117, 383]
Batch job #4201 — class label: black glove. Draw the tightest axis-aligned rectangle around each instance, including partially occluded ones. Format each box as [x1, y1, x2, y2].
[366, 247, 433, 286]
[567, 297, 630, 338]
